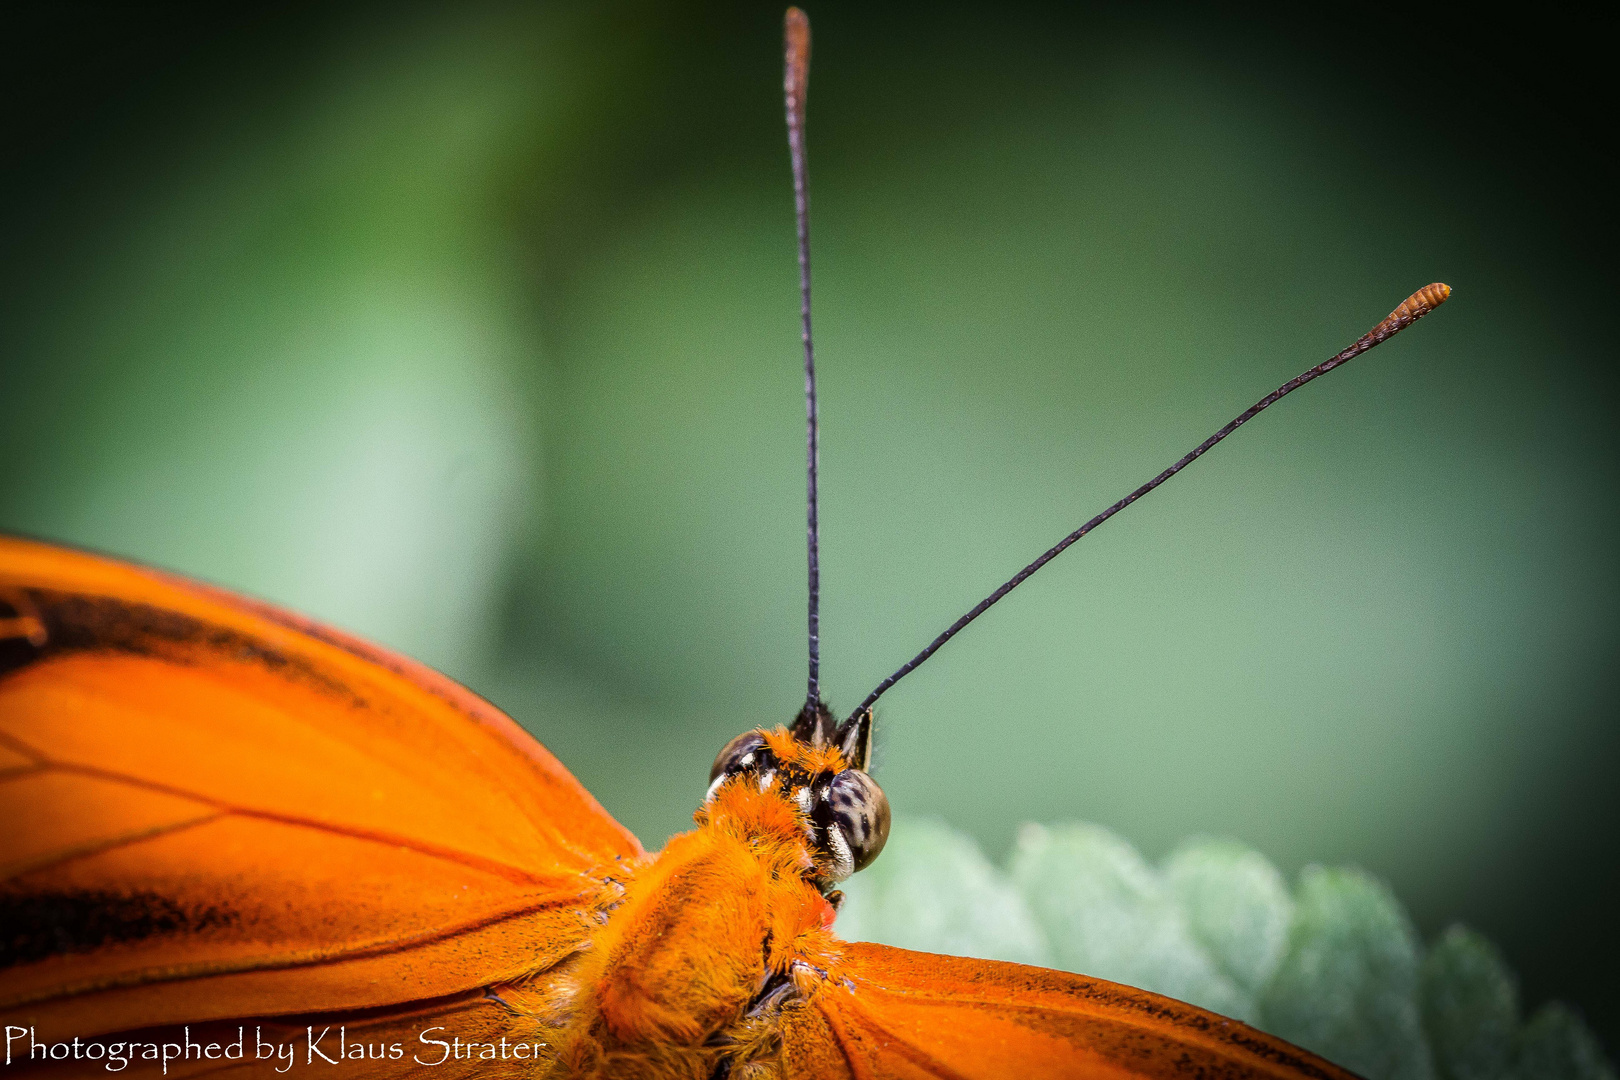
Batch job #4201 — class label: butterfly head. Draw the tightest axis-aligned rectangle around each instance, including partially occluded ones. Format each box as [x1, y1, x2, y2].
[705, 703, 890, 890]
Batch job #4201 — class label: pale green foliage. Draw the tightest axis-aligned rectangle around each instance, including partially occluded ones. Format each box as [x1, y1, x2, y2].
[1009, 823, 1252, 1022]
[836, 817, 1615, 1080]
[1517, 1005, 1619, 1080]
[1422, 926, 1519, 1080]
[1163, 838, 1293, 1001]
[1258, 867, 1433, 1080]
[835, 818, 1051, 966]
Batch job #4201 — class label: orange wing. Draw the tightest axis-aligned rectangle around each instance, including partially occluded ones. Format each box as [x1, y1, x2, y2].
[783, 943, 1357, 1080]
[0, 534, 642, 1040]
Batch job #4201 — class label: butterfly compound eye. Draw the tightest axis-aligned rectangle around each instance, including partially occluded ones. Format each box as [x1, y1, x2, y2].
[709, 731, 774, 784]
[823, 769, 890, 878]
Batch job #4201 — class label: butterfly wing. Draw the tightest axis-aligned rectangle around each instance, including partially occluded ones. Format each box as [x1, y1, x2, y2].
[0, 535, 641, 1039]
[783, 942, 1356, 1080]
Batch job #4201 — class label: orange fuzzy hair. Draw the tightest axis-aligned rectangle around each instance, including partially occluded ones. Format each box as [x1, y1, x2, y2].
[761, 725, 849, 775]
[543, 737, 844, 1077]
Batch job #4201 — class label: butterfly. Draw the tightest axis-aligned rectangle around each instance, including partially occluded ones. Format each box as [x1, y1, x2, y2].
[0, 8, 1451, 1079]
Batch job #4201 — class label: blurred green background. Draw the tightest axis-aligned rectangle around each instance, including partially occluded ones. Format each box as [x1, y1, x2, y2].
[3, 0, 1615, 1048]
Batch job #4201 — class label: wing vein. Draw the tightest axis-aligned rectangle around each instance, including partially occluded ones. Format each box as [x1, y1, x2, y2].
[1, 809, 226, 881]
[29, 758, 580, 888]
[835, 992, 975, 1080]
[841, 976, 1343, 1079]
[814, 995, 877, 1080]
[6, 898, 591, 1011]
[0, 728, 45, 763]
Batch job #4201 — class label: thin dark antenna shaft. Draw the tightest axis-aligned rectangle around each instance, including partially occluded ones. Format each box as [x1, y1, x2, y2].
[850, 283, 1453, 721]
[785, 8, 820, 708]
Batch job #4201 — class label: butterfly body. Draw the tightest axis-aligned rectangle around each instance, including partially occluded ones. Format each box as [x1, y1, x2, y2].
[551, 760, 844, 1077]
[1, 535, 1359, 1079]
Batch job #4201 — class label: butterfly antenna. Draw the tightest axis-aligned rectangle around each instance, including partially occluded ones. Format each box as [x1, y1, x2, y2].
[785, 8, 824, 722]
[847, 283, 1454, 724]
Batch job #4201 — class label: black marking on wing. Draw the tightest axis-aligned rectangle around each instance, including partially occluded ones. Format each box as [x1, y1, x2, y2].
[0, 635, 39, 679]
[0, 589, 360, 706]
[1, 889, 240, 970]
[0, 591, 47, 675]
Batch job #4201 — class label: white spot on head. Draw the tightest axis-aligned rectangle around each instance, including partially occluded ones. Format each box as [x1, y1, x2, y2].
[825, 824, 854, 883]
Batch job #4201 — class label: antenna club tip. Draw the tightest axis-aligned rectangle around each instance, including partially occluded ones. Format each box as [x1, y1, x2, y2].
[784, 8, 811, 114]
[1400, 281, 1451, 316]
[785, 10, 810, 64]
[1370, 281, 1453, 341]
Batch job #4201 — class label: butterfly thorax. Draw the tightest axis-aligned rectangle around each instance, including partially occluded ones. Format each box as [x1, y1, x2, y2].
[542, 730, 847, 1077]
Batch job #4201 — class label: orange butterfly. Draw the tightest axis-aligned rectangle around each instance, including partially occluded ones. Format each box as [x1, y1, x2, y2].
[0, 9, 1450, 1079]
